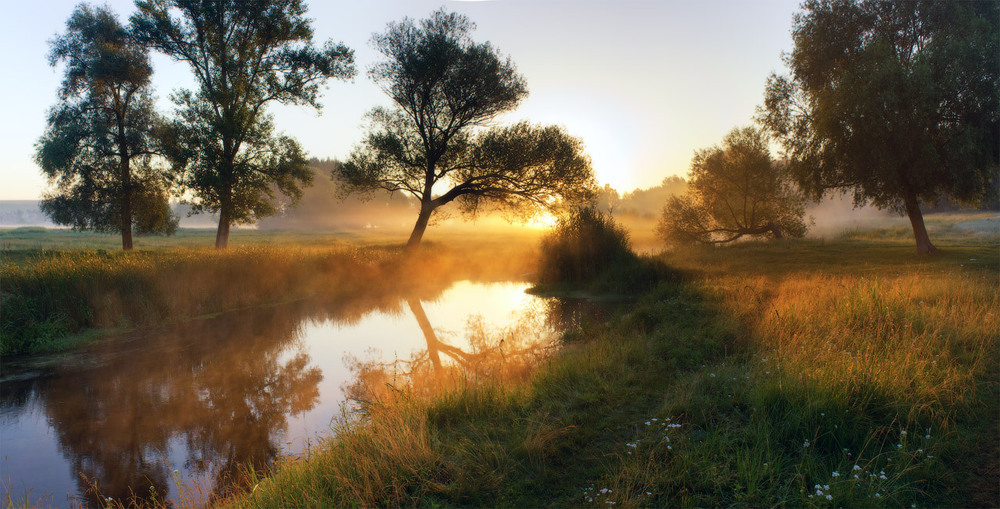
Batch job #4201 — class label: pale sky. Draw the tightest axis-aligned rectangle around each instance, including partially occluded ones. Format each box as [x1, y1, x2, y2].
[0, 0, 802, 200]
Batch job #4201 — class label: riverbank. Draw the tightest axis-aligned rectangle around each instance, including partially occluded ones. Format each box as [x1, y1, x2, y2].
[0, 232, 540, 356]
[220, 237, 998, 508]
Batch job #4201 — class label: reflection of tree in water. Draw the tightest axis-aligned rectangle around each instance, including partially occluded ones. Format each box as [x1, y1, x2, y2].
[39, 304, 321, 506]
[346, 297, 558, 408]
[4, 272, 463, 506]
[2, 274, 562, 506]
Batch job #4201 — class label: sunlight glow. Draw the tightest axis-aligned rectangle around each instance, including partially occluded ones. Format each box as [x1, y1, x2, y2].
[526, 211, 559, 229]
[505, 91, 639, 193]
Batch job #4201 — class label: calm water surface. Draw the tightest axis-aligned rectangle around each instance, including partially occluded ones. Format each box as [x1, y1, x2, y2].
[1, 280, 568, 507]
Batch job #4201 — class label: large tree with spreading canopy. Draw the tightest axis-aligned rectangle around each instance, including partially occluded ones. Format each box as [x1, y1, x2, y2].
[132, 0, 356, 248]
[338, 10, 595, 248]
[36, 4, 177, 250]
[759, 0, 999, 254]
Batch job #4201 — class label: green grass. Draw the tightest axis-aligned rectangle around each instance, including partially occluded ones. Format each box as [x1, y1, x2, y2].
[3, 217, 996, 507]
[217, 222, 998, 508]
[0, 228, 540, 356]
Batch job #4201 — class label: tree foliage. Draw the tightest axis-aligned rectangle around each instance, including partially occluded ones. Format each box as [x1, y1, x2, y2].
[36, 4, 177, 249]
[338, 10, 595, 248]
[132, 0, 356, 248]
[759, 0, 999, 254]
[657, 127, 807, 245]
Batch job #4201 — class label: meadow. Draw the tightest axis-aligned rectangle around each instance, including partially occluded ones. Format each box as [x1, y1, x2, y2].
[1, 213, 997, 507]
[221, 214, 997, 508]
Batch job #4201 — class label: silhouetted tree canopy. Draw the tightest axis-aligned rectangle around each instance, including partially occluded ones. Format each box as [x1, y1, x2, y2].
[759, 0, 999, 254]
[36, 4, 177, 250]
[132, 0, 356, 248]
[657, 127, 807, 245]
[338, 10, 595, 248]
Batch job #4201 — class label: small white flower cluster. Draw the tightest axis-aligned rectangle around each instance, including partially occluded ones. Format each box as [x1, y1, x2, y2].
[637, 416, 681, 451]
[582, 485, 613, 504]
[807, 483, 833, 501]
[625, 441, 638, 454]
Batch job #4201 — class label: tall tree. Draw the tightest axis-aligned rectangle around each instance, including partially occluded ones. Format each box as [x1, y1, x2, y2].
[36, 4, 177, 250]
[338, 10, 594, 249]
[131, 0, 356, 248]
[656, 126, 808, 245]
[759, 0, 999, 254]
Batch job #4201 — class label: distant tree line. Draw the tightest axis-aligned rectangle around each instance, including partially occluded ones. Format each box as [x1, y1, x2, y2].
[591, 177, 688, 219]
[257, 158, 417, 231]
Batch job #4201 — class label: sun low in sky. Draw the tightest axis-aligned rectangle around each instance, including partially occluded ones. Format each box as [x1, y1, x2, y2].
[0, 0, 801, 200]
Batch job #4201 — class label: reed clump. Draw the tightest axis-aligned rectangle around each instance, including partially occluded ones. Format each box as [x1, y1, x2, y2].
[535, 206, 661, 294]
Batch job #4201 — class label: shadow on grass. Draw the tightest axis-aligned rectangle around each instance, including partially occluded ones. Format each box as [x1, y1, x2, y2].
[229, 239, 997, 508]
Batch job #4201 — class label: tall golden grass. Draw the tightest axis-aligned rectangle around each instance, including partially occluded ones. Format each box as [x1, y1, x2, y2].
[225, 236, 998, 508]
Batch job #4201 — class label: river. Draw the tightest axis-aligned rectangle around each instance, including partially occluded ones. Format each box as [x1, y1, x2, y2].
[1, 280, 583, 507]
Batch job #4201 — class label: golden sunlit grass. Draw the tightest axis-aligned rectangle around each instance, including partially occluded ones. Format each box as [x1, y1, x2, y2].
[223, 222, 997, 508]
[4, 216, 997, 507]
[0, 229, 541, 356]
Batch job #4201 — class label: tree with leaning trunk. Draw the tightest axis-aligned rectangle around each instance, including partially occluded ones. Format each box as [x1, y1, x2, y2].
[656, 126, 808, 246]
[131, 0, 356, 249]
[759, 0, 999, 254]
[337, 10, 595, 249]
[36, 4, 177, 251]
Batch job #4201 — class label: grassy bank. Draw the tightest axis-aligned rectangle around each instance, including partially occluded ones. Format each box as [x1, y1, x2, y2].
[0, 232, 539, 356]
[219, 236, 997, 508]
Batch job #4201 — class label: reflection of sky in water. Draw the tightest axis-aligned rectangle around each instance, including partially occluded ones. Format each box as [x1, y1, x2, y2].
[0, 280, 545, 507]
[283, 281, 541, 455]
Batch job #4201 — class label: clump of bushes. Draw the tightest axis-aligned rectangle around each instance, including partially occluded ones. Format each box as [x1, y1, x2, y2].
[536, 207, 656, 293]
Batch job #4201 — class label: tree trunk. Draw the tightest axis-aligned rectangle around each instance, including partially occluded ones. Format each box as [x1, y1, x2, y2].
[767, 222, 783, 239]
[120, 167, 133, 251]
[406, 203, 434, 250]
[903, 191, 937, 254]
[121, 195, 134, 251]
[215, 207, 230, 250]
[119, 134, 133, 251]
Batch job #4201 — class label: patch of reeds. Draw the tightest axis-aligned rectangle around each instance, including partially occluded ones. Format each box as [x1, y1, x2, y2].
[535, 206, 660, 294]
